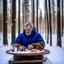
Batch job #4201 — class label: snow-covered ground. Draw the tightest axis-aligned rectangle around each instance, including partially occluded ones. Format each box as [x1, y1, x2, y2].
[0, 46, 13, 64]
[0, 45, 64, 64]
[0, 33, 64, 64]
[44, 45, 64, 64]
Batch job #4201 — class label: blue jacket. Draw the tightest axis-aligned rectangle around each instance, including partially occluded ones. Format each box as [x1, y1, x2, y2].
[14, 27, 45, 47]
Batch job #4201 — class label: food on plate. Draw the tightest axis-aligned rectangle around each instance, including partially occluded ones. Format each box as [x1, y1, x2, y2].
[30, 49, 38, 52]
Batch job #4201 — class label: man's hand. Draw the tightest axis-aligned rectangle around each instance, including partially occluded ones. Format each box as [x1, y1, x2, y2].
[32, 42, 45, 49]
[19, 46, 25, 51]
[35, 42, 44, 49]
[12, 43, 21, 47]
[28, 44, 34, 50]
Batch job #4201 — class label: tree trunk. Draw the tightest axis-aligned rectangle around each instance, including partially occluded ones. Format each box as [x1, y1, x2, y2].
[57, 0, 61, 47]
[36, 0, 38, 32]
[3, 0, 8, 45]
[11, 0, 16, 44]
[18, 0, 20, 35]
[49, 0, 52, 46]
[32, 0, 35, 25]
[62, 0, 63, 36]
[22, 0, 24, 28]
[45, 0, 49, 44]
[52, 0, 55, 34]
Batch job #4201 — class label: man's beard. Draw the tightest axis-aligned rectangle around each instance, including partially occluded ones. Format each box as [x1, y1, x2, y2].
[26, 32, 31, 36]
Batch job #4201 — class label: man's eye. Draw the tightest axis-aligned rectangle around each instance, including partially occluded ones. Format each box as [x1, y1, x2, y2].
[26, 29, 30, 30]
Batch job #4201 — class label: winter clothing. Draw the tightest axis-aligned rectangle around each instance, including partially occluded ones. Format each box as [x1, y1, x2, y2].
[13, 27, 45, 64]
[13, 27, 45, 48]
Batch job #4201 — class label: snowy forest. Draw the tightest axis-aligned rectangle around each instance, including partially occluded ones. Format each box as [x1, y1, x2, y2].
[0, 0, 64, 64]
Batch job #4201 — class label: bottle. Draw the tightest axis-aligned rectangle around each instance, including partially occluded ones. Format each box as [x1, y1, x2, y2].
[14, 47, 17, 52]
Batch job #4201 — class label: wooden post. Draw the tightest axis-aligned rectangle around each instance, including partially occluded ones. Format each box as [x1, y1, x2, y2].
[3, 0, 8, 45]
[11, 0, 16, 44]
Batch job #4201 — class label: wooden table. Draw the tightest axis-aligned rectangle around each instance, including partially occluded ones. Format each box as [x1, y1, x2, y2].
[6, 49, 50, 64]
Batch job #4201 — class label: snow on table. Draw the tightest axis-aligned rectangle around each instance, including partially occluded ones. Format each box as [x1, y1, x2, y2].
[9, 49, 44, 54]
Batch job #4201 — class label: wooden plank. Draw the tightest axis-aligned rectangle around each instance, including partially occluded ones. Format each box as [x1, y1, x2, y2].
[9, 59, 46, 63]
[6, 49, 50, 56]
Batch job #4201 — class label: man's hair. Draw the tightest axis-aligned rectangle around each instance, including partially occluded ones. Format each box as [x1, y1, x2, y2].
[24, 22, 33, 29]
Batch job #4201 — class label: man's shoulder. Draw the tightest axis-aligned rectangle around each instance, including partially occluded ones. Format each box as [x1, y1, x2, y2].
[34, 32, 41, 37]
[36, 32, 41, 35]
[20, 33, 23, 35]
[19, 33, 24, 37]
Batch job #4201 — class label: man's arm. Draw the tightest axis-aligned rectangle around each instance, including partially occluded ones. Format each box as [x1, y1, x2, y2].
[32, 42, 45, 49]
[32, 33, 45, 49]
[12, 43, 25, 51]
[12, 43, 21, 47]
[12, 33, 23, 45]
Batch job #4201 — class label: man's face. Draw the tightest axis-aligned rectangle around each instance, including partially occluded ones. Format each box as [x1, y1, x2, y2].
[25, 25, 32, 36]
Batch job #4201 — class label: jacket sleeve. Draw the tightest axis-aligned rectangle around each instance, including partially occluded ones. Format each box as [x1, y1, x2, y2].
[37, 33, 45, 42]
[32, 33, 45, 49]
[32, 42, 45, 49]
[12, 34, 22, 45]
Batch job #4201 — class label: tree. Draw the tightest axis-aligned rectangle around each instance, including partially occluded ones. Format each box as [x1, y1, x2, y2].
[3, 0, 8, 45]
[48, 0, 52, 46]
[22, 0, 29, 24]
[18, 0, 20, 34]
[36, 0, 38, 31]
[31, 0, 35, 25]
[11, 0, 16, 44]
[57, 0, 61, 47]
[52, 0, 55, 34]
[62, 0, 63, 36]
[45, 0, 49, 44]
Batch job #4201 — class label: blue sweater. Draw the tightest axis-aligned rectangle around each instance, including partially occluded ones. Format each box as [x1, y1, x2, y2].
[14, 27, 45, 47]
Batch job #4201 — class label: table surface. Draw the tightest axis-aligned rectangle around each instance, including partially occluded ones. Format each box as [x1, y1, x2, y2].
[6, 49, 50, 56]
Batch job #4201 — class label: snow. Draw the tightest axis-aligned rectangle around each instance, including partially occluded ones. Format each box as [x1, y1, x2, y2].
[44, 46, 64, 64]
[0, 45, 64, 64]
[0, 33, 64, 64]
[0, 46, 51, 64]
[0, 46, 13, 64]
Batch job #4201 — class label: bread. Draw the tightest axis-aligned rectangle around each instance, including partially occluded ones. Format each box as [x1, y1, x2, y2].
[30, 49, 38, 52]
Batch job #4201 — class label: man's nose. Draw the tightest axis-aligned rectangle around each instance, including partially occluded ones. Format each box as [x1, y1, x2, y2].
[26, 30, 29, 32]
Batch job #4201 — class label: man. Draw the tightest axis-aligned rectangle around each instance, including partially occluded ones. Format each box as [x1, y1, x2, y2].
[13, 22, 45, 64]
